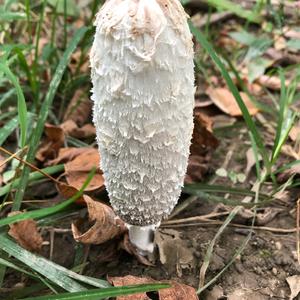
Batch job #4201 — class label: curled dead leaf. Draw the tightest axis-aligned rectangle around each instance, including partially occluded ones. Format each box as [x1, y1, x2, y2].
[47, 147, 89, 166]
[185, 113, 218, 183]
[8, 212, 43, 252]
[257, 75, 300, 91]
[36, 124, 65, 162]
[289, 122, 300, 142]
[155, 229, 194, 277]
[286, 275, 300, 300]
[206, 87, 259, 116]
[63, 90, 92, 126]
[109, 275, 199, 300]
[72, 195, 126, 244]
[69, 50, 89, 75]
[61, 120, 96, 139]
[56, 181, 85, 204]
[120, 234, 154, 266]
[64, 148, 104, 191]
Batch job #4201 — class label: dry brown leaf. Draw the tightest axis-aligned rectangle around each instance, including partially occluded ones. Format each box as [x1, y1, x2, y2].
[8, 212, 43, 252]
[277, 163, 300, 183]
[61, 120, 96, 139]
[289, 123, 300, 142]
[206, 87, 259, 116]
[155, 229, 194, 277]
[64, 147, 100, 173]
[257, 75, 300, 91]
[286, 275, 300, 300]
[185, 113, 218, 183]
[120, 234, 154, 266]
[72, 195, 126, 244]
[109, 275, 199, 300]
[284, 28, 300, 40]
[69, 50, 89, 75]
[36, 124, 65, 162]
[64, 148, 104, 191]
[56, 181, 86, 205]
[47, 147, 89, 166]
[63, 90, 92, 126]
[159, 281, 199, 300]
[109, 275, 154, 300]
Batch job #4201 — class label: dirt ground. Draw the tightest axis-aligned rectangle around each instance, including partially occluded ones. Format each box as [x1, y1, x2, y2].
[34, 136, 300, 299]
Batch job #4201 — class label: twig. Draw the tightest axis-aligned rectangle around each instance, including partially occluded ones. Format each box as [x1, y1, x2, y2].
[162, 220, 296, 233]
[169, 196, 198, 219]
[0, 147, 27, 168]
[0, 146, 60, 184]
[164, 211, 230, 224]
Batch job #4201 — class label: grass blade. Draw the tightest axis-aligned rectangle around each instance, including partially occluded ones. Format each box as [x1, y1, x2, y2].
[189, 22, 270, 171]
[184, 183, 270, 200]
[205, 0, 261, 23]
[0, 63, 28, 147]
[0, 164, 64, 197]
[20, 283, 170, 300]
[198, 206, 241, 289]
[0, 116, 18, 146]
[0, 234, 87, 292]
[13, 26, 88, 210]
[0, 167, 95, 227]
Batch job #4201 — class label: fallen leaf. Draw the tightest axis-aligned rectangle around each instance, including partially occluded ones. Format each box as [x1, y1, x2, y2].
[257, 75, 300, 91]
[284, 28, 300, 40]
[120, 234, 154, 266]
[8, 212, 43, 252]
[206, 87, 259, 116]
[109, 275, 155, 300]
[36, 124, 65, 162]
[47, 147, 89, 166]
[286, 275, 300, 300]
[277, 163, 300, 183]
[64, 148, 99, 173]
[289, 123, 300, 142]
[57, 181, 83, 201]
[68, 50, 89, 74]
[155, 229, 194, 277]
[185, 113, 218, 183]
[159, 281, 198, 300]
[63, 90, 92, 126]
[72, 195, 126, 244]
[109, 275, 199, 300]
[61, 120, 96, 139]
[205, 285, 224, 300]
[64, 148, 104, 191]
[245, 147, 262, 177]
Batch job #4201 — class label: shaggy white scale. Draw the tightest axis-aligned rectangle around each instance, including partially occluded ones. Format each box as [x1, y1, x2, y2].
[91, 0, 195, 252]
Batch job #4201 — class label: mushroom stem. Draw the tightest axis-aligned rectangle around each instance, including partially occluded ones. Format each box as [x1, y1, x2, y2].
[127, 223, 159, 254]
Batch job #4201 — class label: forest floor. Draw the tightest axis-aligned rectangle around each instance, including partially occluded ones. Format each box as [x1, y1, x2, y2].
[1, 0, 300, 299]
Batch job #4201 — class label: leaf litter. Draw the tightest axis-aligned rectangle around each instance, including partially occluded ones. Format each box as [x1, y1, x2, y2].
[108, 275, 199, 300]
[2, 1, 300, 299]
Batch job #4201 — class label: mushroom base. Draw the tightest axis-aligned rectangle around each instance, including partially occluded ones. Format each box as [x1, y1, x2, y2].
[127, 223, 160, 254]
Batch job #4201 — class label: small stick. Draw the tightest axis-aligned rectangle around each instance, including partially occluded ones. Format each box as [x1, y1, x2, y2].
[0, 146, 60, 184]
[162, 219, 297, 234]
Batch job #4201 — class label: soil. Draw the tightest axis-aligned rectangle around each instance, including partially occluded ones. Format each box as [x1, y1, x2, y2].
[36, 194, 299, 300]
[2, 124, 299, 300]
[19, 134, 300, 299]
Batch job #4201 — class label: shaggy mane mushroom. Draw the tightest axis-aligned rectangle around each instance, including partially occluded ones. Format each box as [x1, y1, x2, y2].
[91, 0, 194, 254]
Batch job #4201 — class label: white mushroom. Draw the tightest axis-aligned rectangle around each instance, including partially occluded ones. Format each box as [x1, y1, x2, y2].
[90, 0, 194, 253]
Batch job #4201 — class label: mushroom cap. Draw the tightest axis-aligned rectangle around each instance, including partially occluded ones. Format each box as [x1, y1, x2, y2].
[91, 0, 195, 226]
